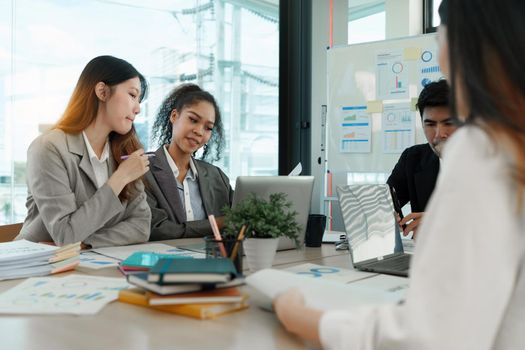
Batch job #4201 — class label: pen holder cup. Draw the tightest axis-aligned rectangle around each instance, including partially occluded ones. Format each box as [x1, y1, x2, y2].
[305, 214, 327, 247]
[204, 237, 244, 275]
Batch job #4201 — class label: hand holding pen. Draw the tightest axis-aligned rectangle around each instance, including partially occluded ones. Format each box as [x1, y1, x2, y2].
[120, 151, 156, 160]
[107, 149, 152, 196]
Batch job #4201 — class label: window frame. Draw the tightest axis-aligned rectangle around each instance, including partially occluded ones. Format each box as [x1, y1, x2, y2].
[423, 0, 437, 33]
[278, 0, 312, 175]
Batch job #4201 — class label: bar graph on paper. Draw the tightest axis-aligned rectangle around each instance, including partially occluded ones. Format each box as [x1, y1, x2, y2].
[419, 49, 444, 91]
[382, 102, 415, 153]
[339, 105, 371, 153]
[0, 275, 130, 315]
[376, 50, 409, 99]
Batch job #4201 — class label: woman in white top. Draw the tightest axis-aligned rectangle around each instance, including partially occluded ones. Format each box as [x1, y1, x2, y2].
[17, 56, 151, 248]
[273, 0, 525, 349]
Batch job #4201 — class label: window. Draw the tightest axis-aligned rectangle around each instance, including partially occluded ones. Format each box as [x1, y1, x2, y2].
[424, 0, 442, 33]
[0, 0, 279, 224]
[348, 0, 385, 45]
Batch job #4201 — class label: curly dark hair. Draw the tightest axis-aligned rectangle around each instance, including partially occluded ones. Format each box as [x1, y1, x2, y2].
[151, 83, 224, 162]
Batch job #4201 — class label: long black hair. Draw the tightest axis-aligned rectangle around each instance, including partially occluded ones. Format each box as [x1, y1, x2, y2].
[440, 0, 525, 201]
[151, 83, 224, 162]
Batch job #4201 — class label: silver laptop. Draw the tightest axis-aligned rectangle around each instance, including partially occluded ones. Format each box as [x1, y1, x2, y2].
[336, 184, 411, 277]
[233, 176, 314, 250]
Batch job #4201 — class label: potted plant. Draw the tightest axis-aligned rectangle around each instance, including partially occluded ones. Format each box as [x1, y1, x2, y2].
[222, 192, 301, 272]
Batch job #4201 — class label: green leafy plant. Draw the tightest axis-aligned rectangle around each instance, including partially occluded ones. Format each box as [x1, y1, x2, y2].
[222, 192, 301, 245]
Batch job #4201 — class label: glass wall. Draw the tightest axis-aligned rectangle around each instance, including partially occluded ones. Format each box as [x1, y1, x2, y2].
[0, 0, 279, 224]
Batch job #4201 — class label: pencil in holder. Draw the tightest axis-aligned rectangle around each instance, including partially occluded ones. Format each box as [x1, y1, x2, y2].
[204, 236, 244, 275]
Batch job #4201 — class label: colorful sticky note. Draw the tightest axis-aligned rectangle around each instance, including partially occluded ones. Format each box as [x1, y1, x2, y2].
[410, 98, 418, 111]
[404, 47, 421, 60]
[366, 100, 383, 113]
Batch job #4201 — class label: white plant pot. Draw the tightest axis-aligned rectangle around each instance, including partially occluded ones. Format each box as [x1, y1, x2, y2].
[243, 238, 279, 272]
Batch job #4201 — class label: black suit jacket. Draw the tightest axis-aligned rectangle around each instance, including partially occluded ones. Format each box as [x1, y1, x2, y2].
[387, 143, 439, 212]
[144, 147, 233, 240]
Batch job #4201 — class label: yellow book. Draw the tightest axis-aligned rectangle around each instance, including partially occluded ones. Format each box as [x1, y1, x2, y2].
[118, 288, 249, 320]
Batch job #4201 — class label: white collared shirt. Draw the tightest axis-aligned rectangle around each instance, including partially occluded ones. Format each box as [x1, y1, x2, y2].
[82, 131, 110, 189]
[163, 146, 206, 221]
[319, 126, 525, 350]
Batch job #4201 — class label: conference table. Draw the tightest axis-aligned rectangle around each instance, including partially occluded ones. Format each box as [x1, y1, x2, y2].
[0, 239, 353, 350]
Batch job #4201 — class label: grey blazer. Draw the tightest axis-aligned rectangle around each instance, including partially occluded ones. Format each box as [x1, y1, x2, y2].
[16, 130, 151, 248]
[144, 147, 233, 240]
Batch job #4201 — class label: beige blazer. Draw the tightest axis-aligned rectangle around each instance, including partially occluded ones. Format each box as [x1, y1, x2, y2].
[16, 129, 151, 248]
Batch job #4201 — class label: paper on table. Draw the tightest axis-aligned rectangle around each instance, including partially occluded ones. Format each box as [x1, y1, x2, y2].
[322, 230, 346, 243]
[288, 162, 302, 176]
[0, 275, 130, 315]
[78, 251, 120, 270]
[93, 243, 205, 261]
[246, 269, 406, 311]
[0, 240, 58, 263]
[283, 263, 375, 284]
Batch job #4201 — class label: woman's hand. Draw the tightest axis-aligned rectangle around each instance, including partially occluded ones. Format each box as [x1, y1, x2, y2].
[274, 288, 323, 346]
[107, 149, 150, 195]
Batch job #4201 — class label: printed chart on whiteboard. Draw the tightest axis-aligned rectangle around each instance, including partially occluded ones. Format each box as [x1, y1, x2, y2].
[339, 105, 371, 153]
[382, 102, 415, 153]
[376, 50, 409, 100]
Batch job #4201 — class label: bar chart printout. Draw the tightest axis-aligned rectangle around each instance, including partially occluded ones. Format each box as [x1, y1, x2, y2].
[0, 275, 130, 315]
[339, 105, 371, 153]
[376, 50, 409, 99]
[382, 102, 415, 153]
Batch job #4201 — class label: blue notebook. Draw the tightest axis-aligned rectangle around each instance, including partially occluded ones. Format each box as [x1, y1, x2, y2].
[148, 258, 237, 284]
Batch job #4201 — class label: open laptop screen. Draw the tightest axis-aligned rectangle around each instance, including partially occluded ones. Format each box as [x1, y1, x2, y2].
[233, 176, 314, 250]
[336, 184, 398, 263]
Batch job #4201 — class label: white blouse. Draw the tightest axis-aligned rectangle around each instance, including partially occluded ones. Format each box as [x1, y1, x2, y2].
[82, 131, 110, 189]
[320, 126, 525, 350]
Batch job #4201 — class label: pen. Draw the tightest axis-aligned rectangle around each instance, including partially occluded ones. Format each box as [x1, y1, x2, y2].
[389, 185, 407, 230]
[208, 214, 227, 257]
[229, 225, 246, 261]
[120, 152, 156, 160]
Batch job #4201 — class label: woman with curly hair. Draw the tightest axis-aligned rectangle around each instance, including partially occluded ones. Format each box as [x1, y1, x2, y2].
[145, 83, 233, 240]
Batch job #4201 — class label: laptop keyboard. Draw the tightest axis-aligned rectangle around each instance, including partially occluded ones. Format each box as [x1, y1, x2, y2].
[359, 254, 411, 273]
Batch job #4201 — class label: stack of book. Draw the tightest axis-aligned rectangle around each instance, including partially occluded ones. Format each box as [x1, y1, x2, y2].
[0, 240, 80, 281]
[118, 251, 196, 274]
[120, 258, 248, 319]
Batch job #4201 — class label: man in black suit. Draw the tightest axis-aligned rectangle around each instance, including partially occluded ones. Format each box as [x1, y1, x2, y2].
[387, 80, 460, 238]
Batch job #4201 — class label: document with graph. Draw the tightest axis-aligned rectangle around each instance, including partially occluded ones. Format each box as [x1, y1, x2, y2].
[0, 275, 129, 315]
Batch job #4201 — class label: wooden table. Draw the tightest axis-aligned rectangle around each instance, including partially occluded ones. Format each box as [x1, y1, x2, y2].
[0, 239, 350, 350]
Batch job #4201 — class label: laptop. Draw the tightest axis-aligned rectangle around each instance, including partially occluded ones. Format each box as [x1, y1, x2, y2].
[336, 184, 411, 277]
[233, 176, 314, 251]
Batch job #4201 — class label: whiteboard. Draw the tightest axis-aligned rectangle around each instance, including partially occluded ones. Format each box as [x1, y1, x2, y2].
[326, 33, 440, 186]
[324, 33, 441, 228]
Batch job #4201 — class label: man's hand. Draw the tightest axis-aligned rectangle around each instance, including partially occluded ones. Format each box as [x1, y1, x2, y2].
[399, 212, 424, 239]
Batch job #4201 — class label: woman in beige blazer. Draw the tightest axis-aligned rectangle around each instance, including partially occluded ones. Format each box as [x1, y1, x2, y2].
[17, 56, 151, 248]
[145, 84, 233, 240]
